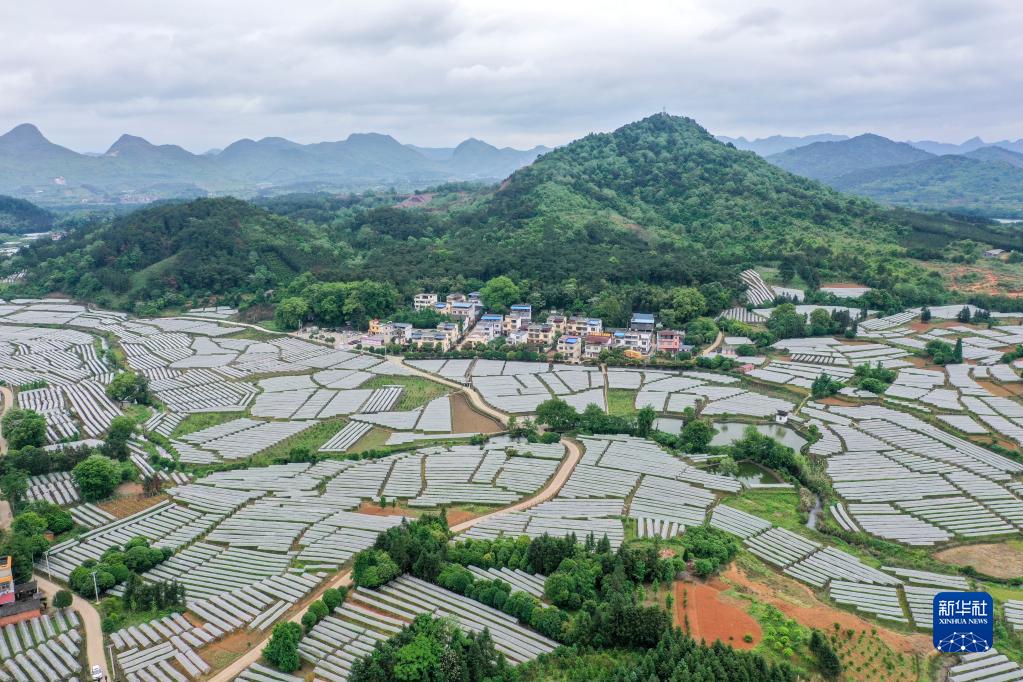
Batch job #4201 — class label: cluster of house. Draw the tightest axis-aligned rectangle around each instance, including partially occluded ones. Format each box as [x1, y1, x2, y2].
[360, 293, 695, 362]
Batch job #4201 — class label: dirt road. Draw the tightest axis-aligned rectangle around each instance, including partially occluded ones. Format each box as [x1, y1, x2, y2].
[35, 574, 109, 676]
[384, 355, 508, 426]
[207, 436, 582, 682]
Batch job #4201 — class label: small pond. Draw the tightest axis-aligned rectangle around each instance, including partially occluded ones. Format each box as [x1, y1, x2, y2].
[709, 422, 807, 450]
[735, 461, 782, 486]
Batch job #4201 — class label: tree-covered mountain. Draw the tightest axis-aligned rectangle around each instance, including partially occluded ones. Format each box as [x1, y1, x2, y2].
[6, 113, 1020, 319]
[767, 134, 935, 182]
[764, 133, 1023, 217]
[829, 154, 1023, 217]
[0, 124, 548, 206]
[0, 195, 53, 233]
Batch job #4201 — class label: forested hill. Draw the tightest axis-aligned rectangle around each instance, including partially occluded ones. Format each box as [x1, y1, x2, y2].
[6, 113, 1023, 319]
[0, 194, 53, 233]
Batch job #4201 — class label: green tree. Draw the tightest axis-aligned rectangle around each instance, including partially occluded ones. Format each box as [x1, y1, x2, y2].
[662, 287, 706, 327]
[275, 297, 309, 330]
[105, 371, 150, 404]
[681, 419, 714, 452]
[535, 398, 580, 431]
[766, 303, 807, 339]
[352, 549, 401, 588]
[684, 317, 718, 346]
[53, 590, 73, 608]
[0, 469, 29, 507]
[635, 406, 656, 438]
[480, 276, 521, 312]
[810, 373, 842, 399]
[263, 621, 302, 672]
[104, 415, 136, 460]
[72, 454, 122, 502]
[2, 408, 47, 450]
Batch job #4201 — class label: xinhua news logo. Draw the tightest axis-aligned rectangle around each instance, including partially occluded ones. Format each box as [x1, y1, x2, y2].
[933, 592, 994, 654]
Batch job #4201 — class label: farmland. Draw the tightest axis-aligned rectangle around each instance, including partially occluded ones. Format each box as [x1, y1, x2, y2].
[7, 297, 1023, 681]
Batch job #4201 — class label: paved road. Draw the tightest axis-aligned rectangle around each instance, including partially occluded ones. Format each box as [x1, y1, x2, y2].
[384, 355, 509, 426]
[35, 574, 109, 677]
[208, 436, 582, 682]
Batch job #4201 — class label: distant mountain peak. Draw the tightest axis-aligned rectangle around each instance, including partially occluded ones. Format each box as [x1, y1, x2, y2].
[0, 123, 50, 145]
[105, 134, 154, 155]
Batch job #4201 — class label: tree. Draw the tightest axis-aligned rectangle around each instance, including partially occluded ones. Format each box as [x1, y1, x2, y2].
[0, 469, 28, 507]
[352, 549, 401, 588]
[72, 454, 122, 502]
[684, 317, 718, 346]
[263, 621, 302, 672]
[53, 590, 73, 608]
[681, 419, 714, 452]
[535, 398, 579, 431]
[810, 629, 842, 678]
[2, 408, 47, 450]
[766, 303, 807, 339]
[810, 373, 842, 399]
[635, 406, 656, 438]
[958, 306, 972, 323]
[105, 371, 150, 404]
[104, 416, 136, 460]
[953, 337, 964, 364]
[274, 297, 309, 331]
[921, 306, 932, 322]
[662, 287, 706, 327]
[480, 276, 521, 312]
[717, 456, 739, 477]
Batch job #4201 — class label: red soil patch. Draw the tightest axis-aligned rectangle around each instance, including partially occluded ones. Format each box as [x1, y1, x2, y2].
[675, 580, 761, 650]
[98, 491, 168, 519]
[818, 397, 855, 407]
[722, 564, 933, 656]
[445, 508, 480, 526]
[978, 379, 1023, 397]
[396, 193, 433, 208]
[357, 500, 421, 518]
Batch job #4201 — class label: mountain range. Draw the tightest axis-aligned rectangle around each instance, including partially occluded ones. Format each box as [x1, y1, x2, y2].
[12, 113, 1015, 313]
[765, 134, 1023, 216]
[0, 124, 550, 206]
[718, 132, 1023, 157]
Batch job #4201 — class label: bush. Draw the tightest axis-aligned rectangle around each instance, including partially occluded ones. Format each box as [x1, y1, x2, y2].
[352, 549, 401, 588]
[322, 587, 346, 611]
[263, 621, 302, 672]
[72, 454, 122, 502]
[53, 590, 73, 608]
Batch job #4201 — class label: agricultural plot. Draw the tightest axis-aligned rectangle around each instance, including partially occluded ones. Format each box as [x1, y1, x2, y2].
[0, 608, 81, 681]
[299, 575, 558, 680]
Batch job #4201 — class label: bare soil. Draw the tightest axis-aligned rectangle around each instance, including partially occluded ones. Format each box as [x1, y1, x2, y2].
[357, 500, 422, 518]
[98, 490, 168, 518]
[977, 379, 1023, 397]
[675, 579, 761, 650]
[451, 392, 503, 433]
[935, 543, 1023, 579]
[723, 563, 933, 656]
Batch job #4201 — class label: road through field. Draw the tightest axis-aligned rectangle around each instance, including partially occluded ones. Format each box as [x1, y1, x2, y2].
[34, 574, 109, 677]
[207, 437, 582, 682]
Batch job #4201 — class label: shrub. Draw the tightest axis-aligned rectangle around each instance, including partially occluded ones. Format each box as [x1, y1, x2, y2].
[53, 590, 73, 608]
[263, 621, 303, 672]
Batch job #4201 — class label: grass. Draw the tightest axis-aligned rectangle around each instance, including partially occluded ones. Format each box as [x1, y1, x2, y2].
[728, 489, 805, 533]
[222, 327, 281, 341]
[606, 389, 637, 416]
[250, 419, 350, 463]
[362, 375, 449, 410]
[347, 426, 392, 452]
[171, 411, 245, 438]
[121, 404, 153, 424]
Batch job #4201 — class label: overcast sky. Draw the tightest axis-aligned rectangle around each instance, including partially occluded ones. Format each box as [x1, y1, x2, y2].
[1, 0, 1021, 153]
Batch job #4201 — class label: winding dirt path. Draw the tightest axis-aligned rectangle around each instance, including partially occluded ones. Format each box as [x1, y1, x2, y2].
[702, 331, 725, 356]
[384, 355, 509, 426]
[206, 437, 582, 681]
[0, 385, 14, 454]
[35, 574, 109, 676]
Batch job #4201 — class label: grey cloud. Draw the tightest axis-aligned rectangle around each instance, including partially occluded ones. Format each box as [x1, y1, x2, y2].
[0, 0, 1020, 152]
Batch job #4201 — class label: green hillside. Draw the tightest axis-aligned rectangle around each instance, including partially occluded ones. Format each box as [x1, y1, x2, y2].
[0, 194, 53, 233]
[832, 155, 1023, 218]
[6, 114, 1021, 318]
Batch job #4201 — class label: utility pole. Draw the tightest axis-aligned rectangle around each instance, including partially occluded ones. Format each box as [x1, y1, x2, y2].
[91, 571, 100, 603]
[44, 550, 51, 580]
[106, 642, 116, 681]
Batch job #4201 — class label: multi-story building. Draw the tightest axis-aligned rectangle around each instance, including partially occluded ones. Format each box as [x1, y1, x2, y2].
[446, 292, 467, 304]
[630, 312, 656, 332]
[0, 556, 13, 607]
[506, 329, 529, 346]
[556, 335, 583, 363]
[566, 315, 603, 336]
[656, 330, 684, 354]
[466, 315, 503, 345]
[610, 329, 653, 356]
[413, 293, 438, 310]
[448, 301, 482, 324]
[583, 333, 614, 360]
[527, 323, 555, 347]
[546, 313, 567, 334]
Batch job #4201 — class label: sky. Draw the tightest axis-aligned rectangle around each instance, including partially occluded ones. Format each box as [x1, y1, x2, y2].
[1, 0, 1021, 153]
